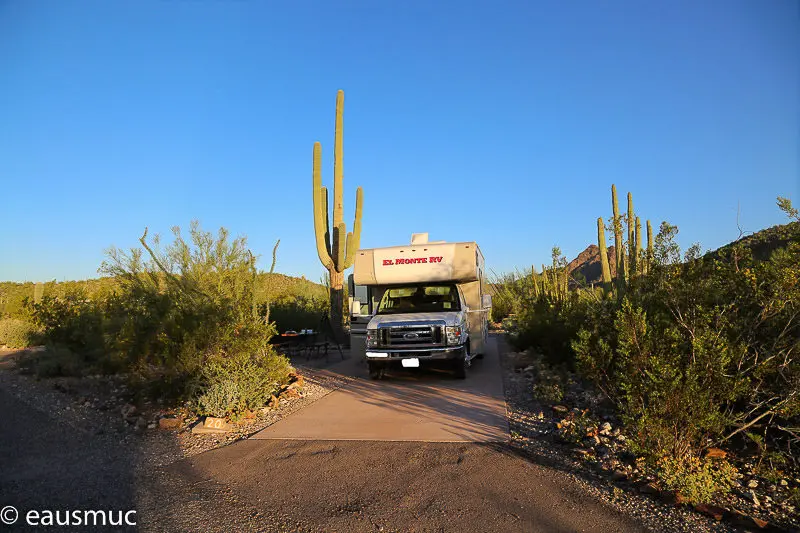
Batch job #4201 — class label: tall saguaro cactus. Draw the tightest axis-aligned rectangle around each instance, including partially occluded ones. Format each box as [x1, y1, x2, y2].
[627, 192, 635, 276]
[597, 217, 612, 291]
[635, 216, 642, 275]
[611, 185, 626, 290]
[312, 90, 364, 340]
[646, 220, 654, 272]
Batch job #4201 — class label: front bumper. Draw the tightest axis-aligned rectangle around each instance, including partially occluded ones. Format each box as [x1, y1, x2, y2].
[365, 345, 466, 361]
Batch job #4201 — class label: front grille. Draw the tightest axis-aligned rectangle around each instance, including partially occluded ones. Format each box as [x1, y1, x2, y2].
[380, 324, 443, 347]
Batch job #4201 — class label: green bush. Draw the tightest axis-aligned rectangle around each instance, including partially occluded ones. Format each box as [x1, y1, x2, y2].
[28, 291, 105, 354]
[654, 455, 739, 505]
[0, 318, 40, 348]
[17, 346, 87, 378]
[193, 348, 292, 417]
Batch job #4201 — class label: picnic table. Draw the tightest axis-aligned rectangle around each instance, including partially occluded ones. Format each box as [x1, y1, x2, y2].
[272, 331, 336, 362]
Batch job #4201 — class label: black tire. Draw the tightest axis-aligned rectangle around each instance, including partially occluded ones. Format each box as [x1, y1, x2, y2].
[454, 345, 469, 379]
[368, 362, 384, 380]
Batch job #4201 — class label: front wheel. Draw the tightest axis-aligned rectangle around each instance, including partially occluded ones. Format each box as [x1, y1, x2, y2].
[453, 345, 470, 379]
[368, 362, 385, 380]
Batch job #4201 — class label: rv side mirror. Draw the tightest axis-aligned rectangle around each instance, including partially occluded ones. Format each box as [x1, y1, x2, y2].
[482, 294, 493, 310]
[350, 298, 362, 317]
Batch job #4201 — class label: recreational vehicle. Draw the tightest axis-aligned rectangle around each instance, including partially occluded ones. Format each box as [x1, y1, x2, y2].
[348, 233, 491, 379]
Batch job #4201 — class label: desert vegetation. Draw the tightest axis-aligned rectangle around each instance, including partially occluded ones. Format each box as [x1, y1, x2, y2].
[0, 221, 329, 417]
[494, 190, 800, 507]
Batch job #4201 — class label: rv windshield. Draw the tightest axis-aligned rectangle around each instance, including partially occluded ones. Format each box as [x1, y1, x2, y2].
[376, 284, 461, 315]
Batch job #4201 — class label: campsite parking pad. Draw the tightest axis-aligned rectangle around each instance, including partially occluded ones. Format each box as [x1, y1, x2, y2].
[254, 337, 509, 442]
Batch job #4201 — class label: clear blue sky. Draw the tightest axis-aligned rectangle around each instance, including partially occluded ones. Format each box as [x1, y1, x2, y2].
[1, 0, 797, 283]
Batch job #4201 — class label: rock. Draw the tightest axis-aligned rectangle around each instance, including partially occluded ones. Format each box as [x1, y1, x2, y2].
[599, 422, 612, 435]
[693, 503, 725, 521]
[268, 395, 280, 409]
[135, 416, 147, 430]
[747, 479, 759, 489]
[147, 423, 156, 429]
[282, 388, 300, 399]
[638, 482, 658, 494]
[615, 434, 627, 443]
[610, 470, 627, 482]
[779, 479, 788, 487]
[158, 416, 183, 430]
[574, 448, 593, 457]
[552, 405, 568, 414]
[749, 490, 760, 507]
[704, 447, 727, 459]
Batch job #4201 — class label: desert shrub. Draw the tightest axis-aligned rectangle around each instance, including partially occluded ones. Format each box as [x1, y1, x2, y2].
[17, 346, 87, 378]
[192, 348, 292, 417]
[654, 455, 739, 505]
[0, 318, 40, 348]
[96, 221, 294, 413]
[28, 290, 105, 354]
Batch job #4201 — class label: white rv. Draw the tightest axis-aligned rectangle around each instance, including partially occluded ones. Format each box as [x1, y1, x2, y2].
[348, 233, 491, 379]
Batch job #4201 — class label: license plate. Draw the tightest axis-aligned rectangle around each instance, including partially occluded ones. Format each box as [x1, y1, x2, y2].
[401, 358, 420, 368]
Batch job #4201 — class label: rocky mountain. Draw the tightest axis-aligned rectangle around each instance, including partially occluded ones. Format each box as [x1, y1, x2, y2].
[566, 244, 616, 286]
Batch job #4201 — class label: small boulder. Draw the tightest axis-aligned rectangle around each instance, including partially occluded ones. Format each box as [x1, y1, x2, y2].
[704, 448, 727, 459]
[610, 469, 627, 482]
[747, 479, 759, 489]
[552, 405, 568, 414]
[693, 503, 725, 521]
[599, 422, 612, 435]
[158, 416, 183, 430]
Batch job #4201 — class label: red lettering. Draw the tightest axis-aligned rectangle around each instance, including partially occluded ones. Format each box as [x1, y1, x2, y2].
[429, 256, 443, 263]
[383, 259, 394, 266]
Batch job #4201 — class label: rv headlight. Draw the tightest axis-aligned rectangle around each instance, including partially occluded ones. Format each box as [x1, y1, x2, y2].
[366, 328, 378, 348]
[445, 325, 463, 345]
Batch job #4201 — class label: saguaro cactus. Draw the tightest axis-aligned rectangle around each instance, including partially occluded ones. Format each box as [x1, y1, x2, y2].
[627, 192, 635, 275]
[611, 185, 626, 290]
[646, 220, 654, 271]
[33, 282, 44, 304]
[597, 217, 612, 291]
[635, 216, 642, 275]
[312, 90, 364, 340]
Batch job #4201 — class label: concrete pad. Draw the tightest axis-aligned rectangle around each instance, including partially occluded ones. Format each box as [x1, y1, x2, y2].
[253, 336, 508, 442]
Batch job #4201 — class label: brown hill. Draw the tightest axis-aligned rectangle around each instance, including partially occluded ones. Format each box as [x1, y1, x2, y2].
[566, 244, 616, 286]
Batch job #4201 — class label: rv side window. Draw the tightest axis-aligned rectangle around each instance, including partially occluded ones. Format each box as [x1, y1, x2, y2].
[376, 284, 461, 314]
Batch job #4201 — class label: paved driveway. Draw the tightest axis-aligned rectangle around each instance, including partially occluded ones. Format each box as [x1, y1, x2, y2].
[254, 337, 508, 442]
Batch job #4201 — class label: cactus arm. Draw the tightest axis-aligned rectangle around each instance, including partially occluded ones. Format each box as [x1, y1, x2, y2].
[313, 142, 334, 269]
[343, 186, 363, 269]
[647, 219, 654, 269]
[321, 186, 331, 257]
